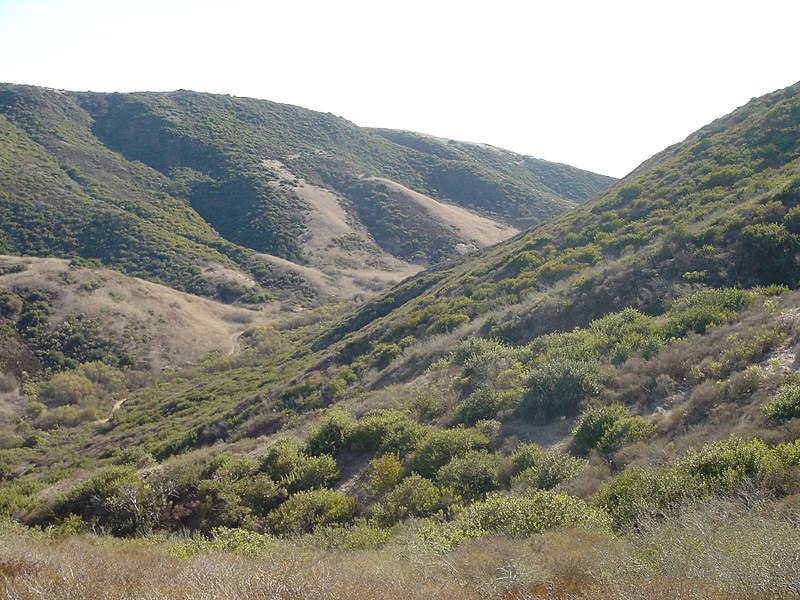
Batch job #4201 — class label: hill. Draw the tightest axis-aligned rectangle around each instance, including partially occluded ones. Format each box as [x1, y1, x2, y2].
[0, 84, 613, 304]
[2, 82, 800, 596]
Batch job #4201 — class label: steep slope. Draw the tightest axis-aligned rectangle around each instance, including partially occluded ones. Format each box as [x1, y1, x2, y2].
[317, 81, 800, 365]
[0, 84, 614, 304]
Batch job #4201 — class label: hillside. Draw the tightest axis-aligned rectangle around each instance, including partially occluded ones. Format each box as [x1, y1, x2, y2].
[0, 84, 613, 305]
[2, 82, 800, 596]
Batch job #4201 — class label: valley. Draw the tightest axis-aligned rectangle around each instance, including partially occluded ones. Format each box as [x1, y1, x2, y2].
[2, 81, 800, 598]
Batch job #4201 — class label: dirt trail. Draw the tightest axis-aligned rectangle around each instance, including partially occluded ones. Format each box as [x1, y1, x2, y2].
[96, 398, 126, 424]
[228, 331, 244, 356]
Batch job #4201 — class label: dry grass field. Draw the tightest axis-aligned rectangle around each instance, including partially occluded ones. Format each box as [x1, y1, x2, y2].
[1, 497, 798, 599]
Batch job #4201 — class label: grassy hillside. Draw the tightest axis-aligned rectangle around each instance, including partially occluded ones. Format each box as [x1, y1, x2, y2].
[3, 82, 800, 596]
[0, 84, 613, 304]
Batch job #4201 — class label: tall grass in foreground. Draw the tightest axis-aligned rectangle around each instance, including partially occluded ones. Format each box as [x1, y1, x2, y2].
[1, 496, 798, 599]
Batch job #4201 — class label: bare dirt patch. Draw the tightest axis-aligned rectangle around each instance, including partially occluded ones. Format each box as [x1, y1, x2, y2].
[367, 177, 518, 247]
[261, 161, 421, 298]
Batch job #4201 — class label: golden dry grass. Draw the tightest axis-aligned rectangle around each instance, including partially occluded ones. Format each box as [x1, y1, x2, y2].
[2, 497, 798, 600]
[0, 256, 272, 372]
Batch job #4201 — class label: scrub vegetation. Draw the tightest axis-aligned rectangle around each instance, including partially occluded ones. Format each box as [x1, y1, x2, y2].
[3, 81, 800, 597]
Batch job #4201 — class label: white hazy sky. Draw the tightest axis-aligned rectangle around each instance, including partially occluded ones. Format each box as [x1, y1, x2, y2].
[1, 0, 799, 177]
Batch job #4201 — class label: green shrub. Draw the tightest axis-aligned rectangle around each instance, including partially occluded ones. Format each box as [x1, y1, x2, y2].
[307, 409, 356, 456]
[260, 438, 308, 480]
[764, 384, 800, 422]
[783, 205, 800, 234]
[617, 184, 643, 201]
[267, 489, 358, 535]
[463, 490, 611, 536]
[594, 468, 700, 529]
[680, 438, 770, 494]
[373, 342, 403, 369]
[509, 446, 587, 491]
[350, 410, 425, 456]
[196, 478, 256, 531]
[305, 519, 392, 551]
[258, 438, 338, 493]
[39, 371, 99, 407]
[372, 475, 442, 525]
[436, 450, 500, 501]
[49, 466, 149, 536]
[408, 428, 490, 478]
[572, 404, 655, 453]
[0, 481, 39, 518]
[203, 453, 258, 481]
[588, 308, 663, 362]
[408, 393, 446, 422]
[284, 454, 340, 493]
[740, 223, 800, 285]
[449, 337, 511, 396]
[596, 438, 772, 529]
[366, 453, 405, 496]
[523, 359, 608, 419]
[235, 474, 287, 515]
[456, 388, 518, 425]
[111, 447, 156, 468]
[75, 361, 126, 395]
[34, 405, 100, 429]
[663, 288, 751, 339]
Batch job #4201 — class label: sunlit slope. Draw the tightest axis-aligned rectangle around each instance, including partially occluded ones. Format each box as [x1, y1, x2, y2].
[0, 84, 614, 304]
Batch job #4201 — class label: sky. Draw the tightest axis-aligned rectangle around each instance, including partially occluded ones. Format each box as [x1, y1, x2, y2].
[1, 0, 799, 178]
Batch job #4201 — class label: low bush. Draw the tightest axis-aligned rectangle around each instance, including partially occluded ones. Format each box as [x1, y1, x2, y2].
[594, 467, 700, 530]
[38, 371, 99, 407]
[764, 384, 800, 422]
[456, 388, 518, 425]
[508, 444, 587, 490]
[259, 438, 308, 480]
[46, 466, 148, 536]
[365, 453, 405, 496]
[307, 409, 356, 456]
[572, 404, 655, 453]
[436, 450, 500, 501]
[283, 454, 340, 493]
[462, 490, 611, 536]
[662, 288, 751, 339]
[523, 359, 608, 420]
[259, 438, 339, 492]
[350, 410, 425, 456]
[372, 475, 442, 525]
[267, 489, 358, 535]
[408, 428, 490, 478]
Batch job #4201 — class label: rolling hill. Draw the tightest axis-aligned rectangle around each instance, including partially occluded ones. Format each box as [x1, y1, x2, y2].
[2, 81, 800, 597]
[0, 84, 613, 305]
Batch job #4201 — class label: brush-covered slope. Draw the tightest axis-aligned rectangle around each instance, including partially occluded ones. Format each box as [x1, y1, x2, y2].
[0, 84, 613, 304]
[317, 81, 800, 364]
[371, 128, 616, 207]
[5, 83, 800, 597]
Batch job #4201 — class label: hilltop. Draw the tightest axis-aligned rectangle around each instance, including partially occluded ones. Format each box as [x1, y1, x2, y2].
[0, 84, 613, 305]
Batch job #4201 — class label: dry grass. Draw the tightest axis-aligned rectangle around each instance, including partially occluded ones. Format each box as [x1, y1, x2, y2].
[367, 177, 518, 247]
[2, 496, 798, 599]
[259, 162, 422, 300]
[0, 256, 272, 372]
